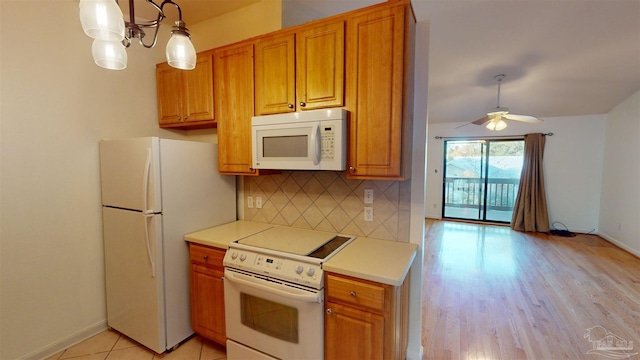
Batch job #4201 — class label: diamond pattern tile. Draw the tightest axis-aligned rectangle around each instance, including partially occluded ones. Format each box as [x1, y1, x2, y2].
[243, 171, 412, 241]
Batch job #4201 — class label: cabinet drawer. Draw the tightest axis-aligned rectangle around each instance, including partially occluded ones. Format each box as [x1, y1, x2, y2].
[326, 274, 385, 312]
[189, 244, 225, 267]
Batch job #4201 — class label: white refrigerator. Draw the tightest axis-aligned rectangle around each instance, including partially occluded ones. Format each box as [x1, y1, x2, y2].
[99, 137, 236, 353]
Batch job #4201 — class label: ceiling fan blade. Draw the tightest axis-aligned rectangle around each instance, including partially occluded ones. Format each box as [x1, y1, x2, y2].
[503, 113, 543, 123]
[455, 122, 474, 129]
[471, 115, 491, 125]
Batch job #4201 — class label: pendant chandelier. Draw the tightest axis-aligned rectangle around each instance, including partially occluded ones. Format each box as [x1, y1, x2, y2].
[79, 0, 196, 71]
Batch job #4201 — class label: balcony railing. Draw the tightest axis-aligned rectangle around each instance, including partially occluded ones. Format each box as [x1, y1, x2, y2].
[444, 177, 520, 211]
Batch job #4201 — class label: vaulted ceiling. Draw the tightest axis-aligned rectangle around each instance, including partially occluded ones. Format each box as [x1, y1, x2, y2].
[143, 0, 640, 125]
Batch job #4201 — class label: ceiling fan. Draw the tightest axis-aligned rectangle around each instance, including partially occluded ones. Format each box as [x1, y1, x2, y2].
[461, 74, 543, 131]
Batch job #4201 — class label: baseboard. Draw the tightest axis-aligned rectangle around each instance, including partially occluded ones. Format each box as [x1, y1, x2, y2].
[18, 321, 107, 360]
[598, 231, 640, 258]
[406, 345, 424, 360]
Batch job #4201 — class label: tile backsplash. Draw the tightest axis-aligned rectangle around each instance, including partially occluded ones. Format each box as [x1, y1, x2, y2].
[242, 171, 411, 242]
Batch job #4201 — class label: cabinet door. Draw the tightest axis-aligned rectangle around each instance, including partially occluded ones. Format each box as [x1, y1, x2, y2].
[254, 34, 296, 115]
[346, 5, 406, 179]
[297, 20, 344, 110]
[183, 52, 214, 122]
[156, 62, 183, 125]
[325, 301, 384, 360]
[214, 43, 257, 175]
[190, 263, 226, 345]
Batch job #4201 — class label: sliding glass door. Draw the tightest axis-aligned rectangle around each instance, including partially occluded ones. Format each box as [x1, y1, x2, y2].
[442, 140, 486, 221]
[442, 139, 524, 223]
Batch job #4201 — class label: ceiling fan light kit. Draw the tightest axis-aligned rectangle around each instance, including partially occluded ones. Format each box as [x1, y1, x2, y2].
[79, 0, 196, 71]
[467, 74, 543, 131]
[486, 118, 508, 131]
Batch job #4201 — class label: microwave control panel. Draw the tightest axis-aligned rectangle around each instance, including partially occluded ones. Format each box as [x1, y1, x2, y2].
[321, 126, 336, 161]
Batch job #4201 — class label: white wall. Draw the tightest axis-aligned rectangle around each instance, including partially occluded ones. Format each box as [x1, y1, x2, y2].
[0, 2, 179, 359]
[426, 114, 607, 233]
[281, 0, 325, 28]
[406, 19, 429, 360]
[191, 0, 282, 51]
[0, 1, 294, 359]
[598, 90, 640, 256]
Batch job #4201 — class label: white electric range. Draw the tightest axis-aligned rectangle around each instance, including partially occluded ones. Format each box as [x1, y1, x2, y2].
[223, 226, 355, 360]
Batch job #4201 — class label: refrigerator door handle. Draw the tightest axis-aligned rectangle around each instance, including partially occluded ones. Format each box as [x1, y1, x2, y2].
[142, 148, 156, 278]
[143, 147, 153, 215]
[143, 213, 156, 278]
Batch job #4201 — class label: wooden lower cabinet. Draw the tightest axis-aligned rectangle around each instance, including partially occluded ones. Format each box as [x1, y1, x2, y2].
[189, 244, 226, 345]
[325, 302, 384, 360]
[325, 272, 409, 360]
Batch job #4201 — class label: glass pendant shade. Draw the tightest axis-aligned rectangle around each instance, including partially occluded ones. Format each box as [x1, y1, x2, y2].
[79, 0, 195, 71]
[166, 32, 196, 70]
[92, 39, 127, 70]
[79, 0, 125, 42]
[486, 118, 507, 131]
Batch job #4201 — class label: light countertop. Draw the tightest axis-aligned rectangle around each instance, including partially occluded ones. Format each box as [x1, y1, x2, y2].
[184, 221, 417, 286]
[184, 220, 273, 249]
[323, 237, 418, 286]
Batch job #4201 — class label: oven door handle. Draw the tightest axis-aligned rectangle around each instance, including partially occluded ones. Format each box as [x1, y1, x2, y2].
[224, 269, 323, 303]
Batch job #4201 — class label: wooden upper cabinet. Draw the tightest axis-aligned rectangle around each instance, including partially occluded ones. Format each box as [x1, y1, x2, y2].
[254, 34, 296, 114]
[345, 4, 414, 180]
[254, 20, 345, 115]
[156, 63, 182, 124]
[297, 20, 345, 111]
[214, 42, 258, 175]
[184, 53, 215, 121]
[156, 52, 215, 129]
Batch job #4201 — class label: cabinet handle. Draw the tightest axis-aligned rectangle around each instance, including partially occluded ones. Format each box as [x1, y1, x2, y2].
[288, 104, 294, 109]
[203, 255, 208, 261]
[326, 308, 332, 315]
[184, 116, 188, 120]
[349, 166, 356, 173]
[350, 291, 357, 297]
[299, 101, 306, 107]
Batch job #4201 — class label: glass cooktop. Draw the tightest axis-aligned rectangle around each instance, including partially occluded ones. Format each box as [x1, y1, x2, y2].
[237, 226, 351, 260]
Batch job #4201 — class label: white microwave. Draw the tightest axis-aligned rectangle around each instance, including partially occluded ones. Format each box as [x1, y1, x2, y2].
[251, 109, 347, 171]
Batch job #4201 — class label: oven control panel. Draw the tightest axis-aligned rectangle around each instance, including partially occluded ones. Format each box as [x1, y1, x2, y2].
[224, 249, 323, 288]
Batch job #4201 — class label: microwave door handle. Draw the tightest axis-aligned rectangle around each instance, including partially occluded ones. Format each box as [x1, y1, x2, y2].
[311, 124, 321, 165]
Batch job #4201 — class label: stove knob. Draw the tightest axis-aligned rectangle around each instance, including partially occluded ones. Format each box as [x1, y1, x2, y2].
[306, 267, 315, 276]
[239, 253, 247, 262]
[231, 252, 238, 260]
[295, 265, 304, 274]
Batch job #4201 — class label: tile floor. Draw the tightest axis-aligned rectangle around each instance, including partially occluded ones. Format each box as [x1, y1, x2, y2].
[45, 329, 226, 360]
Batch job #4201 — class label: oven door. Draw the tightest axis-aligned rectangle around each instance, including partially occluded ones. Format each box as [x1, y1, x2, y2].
[224, 267, 324, 360]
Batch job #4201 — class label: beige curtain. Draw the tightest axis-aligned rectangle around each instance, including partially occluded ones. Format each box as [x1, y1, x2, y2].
[511, 133, 550, 232]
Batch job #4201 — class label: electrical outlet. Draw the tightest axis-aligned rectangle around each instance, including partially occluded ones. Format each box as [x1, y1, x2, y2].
[247, 196, 254, 208]
[364, 207, 374, 222]
[256, 196, 263, 209]
[364, 189, 374, 204]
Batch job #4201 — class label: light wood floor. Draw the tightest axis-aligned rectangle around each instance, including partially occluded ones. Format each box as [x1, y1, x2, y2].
[421, 220, 640, 359]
